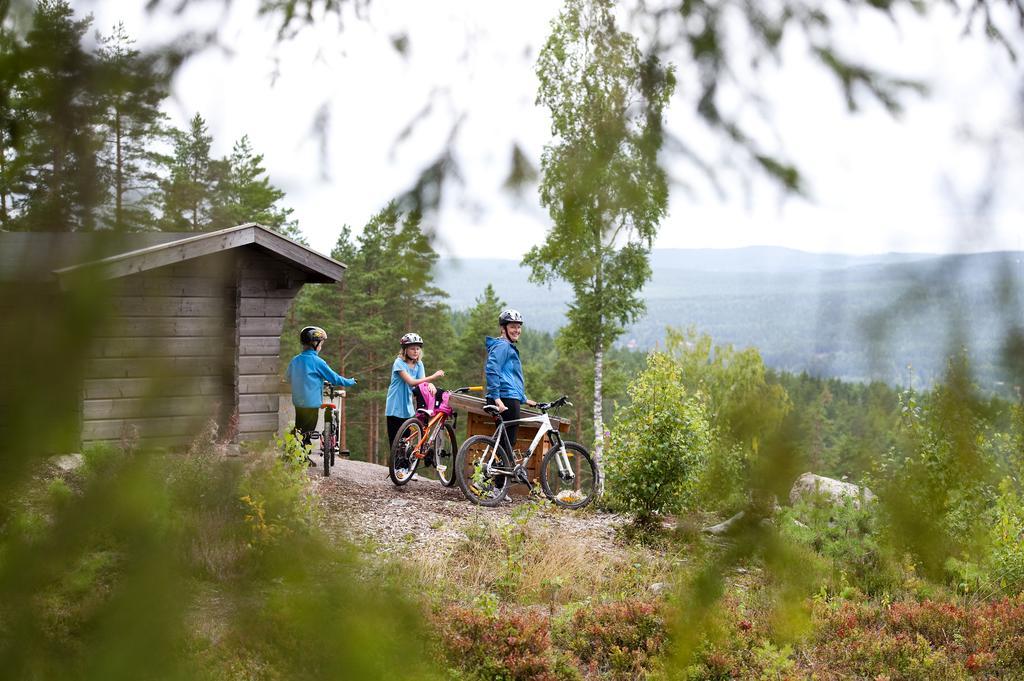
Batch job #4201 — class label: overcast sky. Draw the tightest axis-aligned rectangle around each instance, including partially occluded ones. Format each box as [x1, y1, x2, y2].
[71, 0, 1023, 259]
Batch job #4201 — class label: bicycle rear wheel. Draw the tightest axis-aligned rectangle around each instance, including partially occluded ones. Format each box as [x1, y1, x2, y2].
[322, 411, 333, 477]
[389, 418, 423, 486]
[540, 441, 598, 509]
[456, 435, 511, 506]
[435, 423, 458, 487]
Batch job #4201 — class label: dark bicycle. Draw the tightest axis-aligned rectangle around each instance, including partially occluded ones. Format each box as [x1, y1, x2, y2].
[300, 382, 346, 477]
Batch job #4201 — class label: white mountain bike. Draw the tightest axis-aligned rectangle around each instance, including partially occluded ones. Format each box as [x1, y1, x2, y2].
[454, 396, 599, 509]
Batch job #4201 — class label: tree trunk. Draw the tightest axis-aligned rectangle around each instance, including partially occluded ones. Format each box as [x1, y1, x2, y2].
[593, 335, 604, 474]
[338, 295, 348, 454]
[0, 143, 8, 227]
[114, 107, 123, 230]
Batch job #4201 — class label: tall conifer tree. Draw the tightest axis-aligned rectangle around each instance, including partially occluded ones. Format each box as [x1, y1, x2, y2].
[160, 113, 219, 231]
[14, 0, 101, 231]
[94, 23, 168, 232]
[212, 134, 303, 241]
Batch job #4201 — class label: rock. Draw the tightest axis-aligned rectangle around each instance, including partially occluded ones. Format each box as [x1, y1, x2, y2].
[51, 453, 83, 472]
[702, 510, 746, 536]
[789, 472, 875, 508]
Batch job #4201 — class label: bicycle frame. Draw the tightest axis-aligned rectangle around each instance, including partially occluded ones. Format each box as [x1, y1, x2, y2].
[410, 409, 453, 459]
[486, 411, 575, 482]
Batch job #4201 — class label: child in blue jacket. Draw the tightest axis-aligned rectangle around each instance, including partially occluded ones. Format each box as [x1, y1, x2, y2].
[286, 326, 356, 457]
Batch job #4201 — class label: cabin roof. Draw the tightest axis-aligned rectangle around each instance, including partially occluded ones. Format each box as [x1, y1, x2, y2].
[0, 223, 345, 286]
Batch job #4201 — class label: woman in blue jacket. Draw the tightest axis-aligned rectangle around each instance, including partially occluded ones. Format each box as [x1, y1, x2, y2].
[485, 309, 536, 454]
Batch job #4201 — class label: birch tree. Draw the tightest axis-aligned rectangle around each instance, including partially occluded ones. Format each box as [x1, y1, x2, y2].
[526, 0, 675, 466]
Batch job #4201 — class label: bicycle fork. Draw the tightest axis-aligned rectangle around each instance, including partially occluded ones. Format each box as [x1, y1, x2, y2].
[549, 434, 576, 484]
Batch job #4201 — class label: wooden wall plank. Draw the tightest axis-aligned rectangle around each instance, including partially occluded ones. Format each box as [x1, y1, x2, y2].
[238, 357, 278, 375]
[112, 276, 230, 298]
[238, 297, 293, 317]
[91, 337, 222, 358]
[97, 317, 222, 338]
[83, 376, 223, 399]
[86, 356, 228, 379]
[239, 317, 284, 336]
[238, 412, 278, 433]
[82, 415, 210, 440]
[239, 280, 299, 298]
[240, 375, 286, 394]
[239, 394, 277, 414]
[83, 395, 218, 420]
[238, 336, 280, 356]
[112, 296, 226, 317]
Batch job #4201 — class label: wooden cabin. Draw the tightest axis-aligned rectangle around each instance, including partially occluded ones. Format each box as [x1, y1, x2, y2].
[0, 224, 344, 448]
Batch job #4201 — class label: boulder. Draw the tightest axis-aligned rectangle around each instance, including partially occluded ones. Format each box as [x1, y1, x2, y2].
[789, 472, 875, 508]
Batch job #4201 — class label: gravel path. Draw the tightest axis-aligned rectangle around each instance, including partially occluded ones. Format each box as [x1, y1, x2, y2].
[308, 457, 626, 560]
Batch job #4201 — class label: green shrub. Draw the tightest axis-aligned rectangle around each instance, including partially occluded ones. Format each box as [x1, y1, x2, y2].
[605, 353, 712, 520]
[0, 435, 441, 680]
[778, 495, 905, 596]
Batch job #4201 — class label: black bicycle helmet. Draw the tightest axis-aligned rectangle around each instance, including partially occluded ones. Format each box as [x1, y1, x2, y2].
[498, 309, 524, 326]
[300, 325, 328, 345]
[400, 332, 424, 347]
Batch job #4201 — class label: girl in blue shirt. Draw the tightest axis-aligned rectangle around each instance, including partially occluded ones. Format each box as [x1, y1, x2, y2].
[386, 332, 445, 448]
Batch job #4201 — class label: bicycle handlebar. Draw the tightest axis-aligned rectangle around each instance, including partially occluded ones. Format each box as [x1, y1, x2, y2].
[536, 396, 571, 412]
[322, 382, 346, 398]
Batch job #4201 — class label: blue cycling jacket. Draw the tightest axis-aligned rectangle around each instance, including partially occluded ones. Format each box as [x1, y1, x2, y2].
[484, 336, 526, 402]
[286, 349, 356, 408]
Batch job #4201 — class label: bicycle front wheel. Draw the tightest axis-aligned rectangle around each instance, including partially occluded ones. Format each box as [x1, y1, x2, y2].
[540, 441, 598, 509]
[456, 435, 511, 506]
[434, 423, 458, 487]
[389, 418, 423, 486]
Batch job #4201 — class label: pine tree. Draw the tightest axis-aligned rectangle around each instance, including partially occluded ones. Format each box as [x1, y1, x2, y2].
[13, 0, 102, 231]
[94, 23, 168, 232]
[0, 21, 26, 229]
[159, 113, 220, 231]
[212, 134, 304, 242]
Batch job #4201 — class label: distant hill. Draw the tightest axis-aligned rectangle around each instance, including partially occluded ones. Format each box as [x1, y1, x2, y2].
[433, 248, 1024, 392]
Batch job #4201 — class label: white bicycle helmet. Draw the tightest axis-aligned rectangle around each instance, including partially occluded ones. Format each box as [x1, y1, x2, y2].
[400, 332, 424, 347]
[498, 309, 524, 326]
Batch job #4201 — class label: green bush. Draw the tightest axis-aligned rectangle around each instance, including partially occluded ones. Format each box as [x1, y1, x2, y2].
[778, 495, 905, 596]
[605, 352, 712, 520]
[0, 434, 441, 680]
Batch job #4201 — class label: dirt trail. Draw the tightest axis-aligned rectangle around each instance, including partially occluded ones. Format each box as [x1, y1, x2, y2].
[309, 458, 625, 559]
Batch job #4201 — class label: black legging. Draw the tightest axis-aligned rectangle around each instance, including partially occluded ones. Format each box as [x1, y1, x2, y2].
[294, 406, 319, 447]
[387, 415, 407, 451]
[486, 397, 521, 454]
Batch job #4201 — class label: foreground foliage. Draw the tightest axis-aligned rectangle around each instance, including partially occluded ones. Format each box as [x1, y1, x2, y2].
[0, 434, 439, 680]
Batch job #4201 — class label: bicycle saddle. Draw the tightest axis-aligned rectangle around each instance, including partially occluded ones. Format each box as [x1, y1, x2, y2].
[483, 405, 501, 415]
